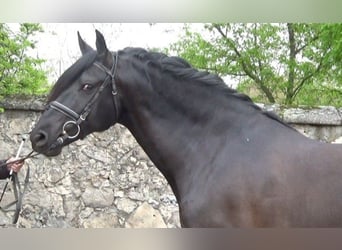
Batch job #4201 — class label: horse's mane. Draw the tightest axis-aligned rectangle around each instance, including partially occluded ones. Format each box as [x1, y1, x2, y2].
[48, 46, 291, 129]
[122, 47, 291, 128]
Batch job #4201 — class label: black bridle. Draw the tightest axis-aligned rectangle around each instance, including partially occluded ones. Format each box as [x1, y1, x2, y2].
[47, 52, 119, 145]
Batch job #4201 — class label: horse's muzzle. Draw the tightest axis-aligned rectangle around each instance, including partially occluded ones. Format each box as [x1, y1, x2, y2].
[30, 130, 63, 156]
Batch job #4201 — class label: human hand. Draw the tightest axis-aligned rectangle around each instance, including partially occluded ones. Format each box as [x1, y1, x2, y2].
[6, 157, 24, 173]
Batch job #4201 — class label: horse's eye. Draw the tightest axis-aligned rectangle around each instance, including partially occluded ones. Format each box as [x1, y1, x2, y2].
[82, 84, 93, 91]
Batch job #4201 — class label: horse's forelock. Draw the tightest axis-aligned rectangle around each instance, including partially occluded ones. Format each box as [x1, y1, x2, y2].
[48, 51, 97, 102]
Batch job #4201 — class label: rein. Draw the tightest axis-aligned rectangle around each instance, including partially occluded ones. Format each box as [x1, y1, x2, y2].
[0, 136, 39, 225]
[47, 52, 119, 145]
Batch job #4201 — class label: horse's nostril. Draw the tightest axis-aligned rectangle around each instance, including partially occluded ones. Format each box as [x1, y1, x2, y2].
[33, 130, 48, 147]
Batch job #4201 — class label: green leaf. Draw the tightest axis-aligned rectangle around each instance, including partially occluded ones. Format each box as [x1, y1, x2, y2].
[0, 23, 48, 99]
[167, 23, 342, 107]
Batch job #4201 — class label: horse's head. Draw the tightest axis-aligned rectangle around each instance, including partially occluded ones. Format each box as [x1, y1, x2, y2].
[30, 30, 121, 156]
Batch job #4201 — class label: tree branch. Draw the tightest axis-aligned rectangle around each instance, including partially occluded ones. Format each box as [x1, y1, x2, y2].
[213, 25, 256, 80]
[286, 23, 296, 103]
[213, 24, 275, 103]
[294, 35, 320, 54]
[292, 58, 324, 98]
[227, 72, 248, 77]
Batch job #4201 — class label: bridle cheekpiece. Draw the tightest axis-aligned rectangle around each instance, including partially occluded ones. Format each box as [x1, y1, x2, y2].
[47, 52, 119, 145]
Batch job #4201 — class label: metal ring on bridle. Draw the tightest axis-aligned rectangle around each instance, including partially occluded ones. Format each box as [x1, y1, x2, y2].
[62, 120, 80, 139]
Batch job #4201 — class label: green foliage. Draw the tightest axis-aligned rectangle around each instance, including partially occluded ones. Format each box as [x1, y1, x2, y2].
[0, 23, 49, 98]
[169, 23, 342, 107]
[295, 82, 342, 107]
[317, 24, 342, 85]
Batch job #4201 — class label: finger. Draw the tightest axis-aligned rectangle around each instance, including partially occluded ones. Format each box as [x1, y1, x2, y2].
[10, 163, 19, 171]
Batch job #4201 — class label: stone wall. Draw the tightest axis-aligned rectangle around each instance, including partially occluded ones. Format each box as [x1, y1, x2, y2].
[258, 103, 342, 142]
[0, 97, 341, 228]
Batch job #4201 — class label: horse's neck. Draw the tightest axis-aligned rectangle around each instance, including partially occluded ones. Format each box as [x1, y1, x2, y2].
[119, 79, 259, 196]
[122, 107, 196, 195]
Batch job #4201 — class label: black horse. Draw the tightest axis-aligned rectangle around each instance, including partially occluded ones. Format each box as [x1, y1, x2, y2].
[30, 30, 342, 227]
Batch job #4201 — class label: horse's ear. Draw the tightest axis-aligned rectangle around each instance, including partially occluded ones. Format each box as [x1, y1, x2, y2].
[95, 30, 110, 61]
[78, 32, 94, 55]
